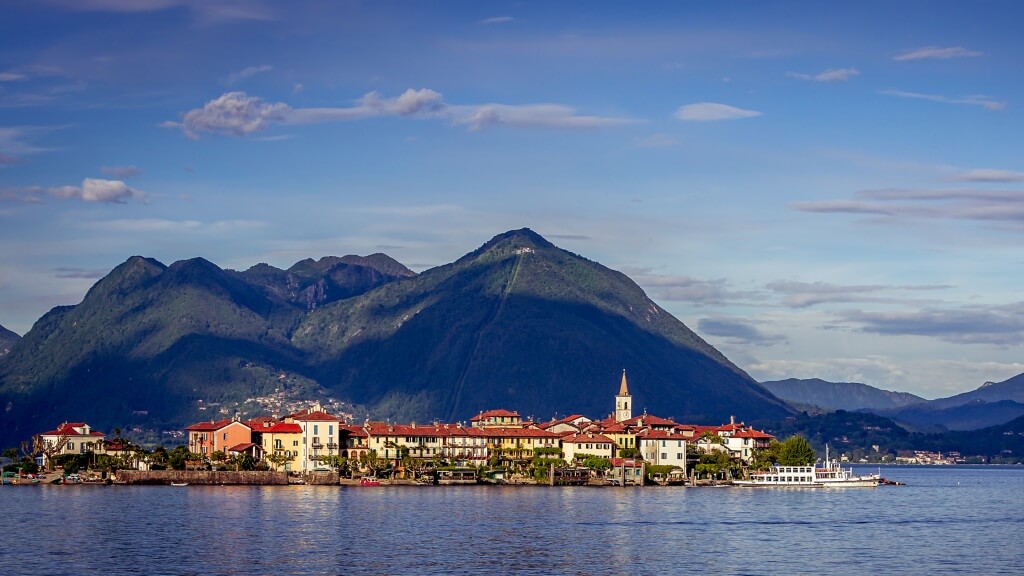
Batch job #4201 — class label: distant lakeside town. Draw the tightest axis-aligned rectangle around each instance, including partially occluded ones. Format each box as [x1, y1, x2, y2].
[0, 372, 984, 486]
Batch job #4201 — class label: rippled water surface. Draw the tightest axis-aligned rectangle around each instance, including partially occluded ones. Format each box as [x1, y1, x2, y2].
[2, 466, 1021, 575]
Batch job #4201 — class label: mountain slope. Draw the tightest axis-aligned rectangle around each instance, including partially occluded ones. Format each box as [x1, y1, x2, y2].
[869, 373, 1024, 430]
[295, 229, 791, 423]
[762, 378, 925, 411]
[0, 229, 792, 447]
[0, 323, 18, 357]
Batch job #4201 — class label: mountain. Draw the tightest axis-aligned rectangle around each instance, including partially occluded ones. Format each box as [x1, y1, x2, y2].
[870, 373, 1024, 431]
[0, 229, 792, 447]
[761, 378, 925, 411]
[0, 324, 19, 357]
[293, 229, 791, 424]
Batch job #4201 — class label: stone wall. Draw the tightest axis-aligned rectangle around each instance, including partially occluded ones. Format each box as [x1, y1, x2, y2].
[116, 470, 289, 485]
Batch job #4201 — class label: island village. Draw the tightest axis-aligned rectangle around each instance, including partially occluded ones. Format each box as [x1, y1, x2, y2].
[4, 371, 879, 487]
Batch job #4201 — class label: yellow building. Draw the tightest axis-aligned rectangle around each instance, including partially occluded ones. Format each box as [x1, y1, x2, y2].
[253, 421, 303, 472]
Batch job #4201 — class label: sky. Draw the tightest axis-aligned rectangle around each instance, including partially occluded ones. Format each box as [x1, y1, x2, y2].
[1, 1, 1023, 399]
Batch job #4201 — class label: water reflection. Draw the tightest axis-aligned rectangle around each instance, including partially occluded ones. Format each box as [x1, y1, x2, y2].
[2, 467, 1022, 575]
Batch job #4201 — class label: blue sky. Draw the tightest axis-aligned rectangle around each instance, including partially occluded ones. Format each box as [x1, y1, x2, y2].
[2, 1, 1023, 398]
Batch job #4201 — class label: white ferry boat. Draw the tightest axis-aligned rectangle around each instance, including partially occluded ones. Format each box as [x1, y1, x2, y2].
[734, 446, 879, 488]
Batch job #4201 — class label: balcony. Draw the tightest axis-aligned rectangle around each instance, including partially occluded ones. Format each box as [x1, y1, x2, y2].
[327, 443, 339, 449]
[311, 443, 324, 449]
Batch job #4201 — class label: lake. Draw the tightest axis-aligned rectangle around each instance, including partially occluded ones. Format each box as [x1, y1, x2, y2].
[1, 466, 1021, 575]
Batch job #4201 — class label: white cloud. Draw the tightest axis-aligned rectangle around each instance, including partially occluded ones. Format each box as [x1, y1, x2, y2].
[840, 303, 1024, 346]
[224, 64, 273, 85]
[881, 89, 1004, 110]
[674, 102, 761, 121]
[948, 169, 1024, 183]
[0, 73, 27, 82]
[167, 89, 636, 138]
[786, 67, 859, 83]
[893, 46, 983, 61]
[766, 280, 949, 308]
[49, 178, 144, 203]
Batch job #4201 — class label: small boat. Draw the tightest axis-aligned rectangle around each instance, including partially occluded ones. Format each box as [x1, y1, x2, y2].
[359, 476, 381, 486]
[170, 482, 189, 487]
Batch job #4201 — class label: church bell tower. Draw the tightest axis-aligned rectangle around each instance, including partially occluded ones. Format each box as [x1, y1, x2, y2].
[615, 369, 632, 422]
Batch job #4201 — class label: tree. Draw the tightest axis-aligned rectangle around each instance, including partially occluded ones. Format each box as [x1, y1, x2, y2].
[750, 440, 781, 471]
[695, 451, 731, 479]
[778, 435, 816, 466]
[265, 451, 291, 471]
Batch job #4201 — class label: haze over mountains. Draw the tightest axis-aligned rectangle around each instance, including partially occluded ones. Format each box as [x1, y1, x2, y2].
[763, 376, 1024, 431]
[0, 229, 791, 446]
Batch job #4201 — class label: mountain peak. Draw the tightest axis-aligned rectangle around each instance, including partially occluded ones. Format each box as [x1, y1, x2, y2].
[466, 228, 556, 260]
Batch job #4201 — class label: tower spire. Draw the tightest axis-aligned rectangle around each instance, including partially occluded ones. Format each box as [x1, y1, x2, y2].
[615, 369, 632, 422]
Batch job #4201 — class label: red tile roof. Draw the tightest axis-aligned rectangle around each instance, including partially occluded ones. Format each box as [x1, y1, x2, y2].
[482, 427, 561, 439]
[40, 422, 105, 437]
[258, 422, 303, 434]
[228, 443, 261, 453]
[731, 430, 775, 439]
[471, 409, 520, 421]
[562, 433, 615, 445]
[185, 419, 237, 432]
[291, 411, 341, 422]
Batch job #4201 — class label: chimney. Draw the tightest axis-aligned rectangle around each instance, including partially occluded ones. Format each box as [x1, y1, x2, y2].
[730, 415, 735, 426]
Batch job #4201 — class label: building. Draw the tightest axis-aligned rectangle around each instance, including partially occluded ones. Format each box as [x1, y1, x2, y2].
[37, 422, 106, 467]
[561, 432, 616, 462]
[471, 409, 523, 428]
[185, 418, 253, 458]
[636, 429, 688, 467]
[615, 369, 632, 422]
[285, 402, 344, 473]
[252, 421, 303, 471]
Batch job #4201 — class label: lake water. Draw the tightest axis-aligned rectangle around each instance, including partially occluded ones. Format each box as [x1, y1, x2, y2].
[2, 466, 1021, 575]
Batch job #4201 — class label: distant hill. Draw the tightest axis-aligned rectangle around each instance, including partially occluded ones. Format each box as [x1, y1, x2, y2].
[761, 378, 925, 411]
[0, 324, 18, 357]
[0, 229, 792, 447]
[876, 399, 1024, 432]
[871, 373, 1024, 431]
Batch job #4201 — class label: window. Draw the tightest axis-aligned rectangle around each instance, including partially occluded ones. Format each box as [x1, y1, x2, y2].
[661, 453, 667, 460]
[314, 425, 319, 435]
[67, 442, 74, 450]
[223, 433, 228, 441]
[329, 425, 334, 435]
[677, 453, 683, 460]
[293, 440, 299, 447]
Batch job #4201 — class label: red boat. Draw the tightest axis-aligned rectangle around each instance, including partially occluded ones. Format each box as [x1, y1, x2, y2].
[359, 476, 381, 486]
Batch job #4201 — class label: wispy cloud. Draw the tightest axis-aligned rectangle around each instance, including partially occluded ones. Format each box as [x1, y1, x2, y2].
[698, 316, 786, 346]
[839, 302, 1024, 346]
[52, 267, 108, 279]
[0, 72, 27, 82]
[881, 89, 1004, 111]
[224, 64, 273, 85]
[786, 67, 859, 83]
[101, 165, 142, 179]
[948, 169, 1024, 183]
[766, 280, 949, 308]
[792, 187, 1024, 228]
[0, 126, 62, 156]
[0, 153, 17, 165]
[624, 268, 762, 305]
[91, 218, 266, 233]
[674, 102, 761, 121]
[38, 0, 276, 25]
[893, 46, 983, 61]
[480, 16, 514, 25]
[2, 178, 144, 204]
[165, 90, 637, 138]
